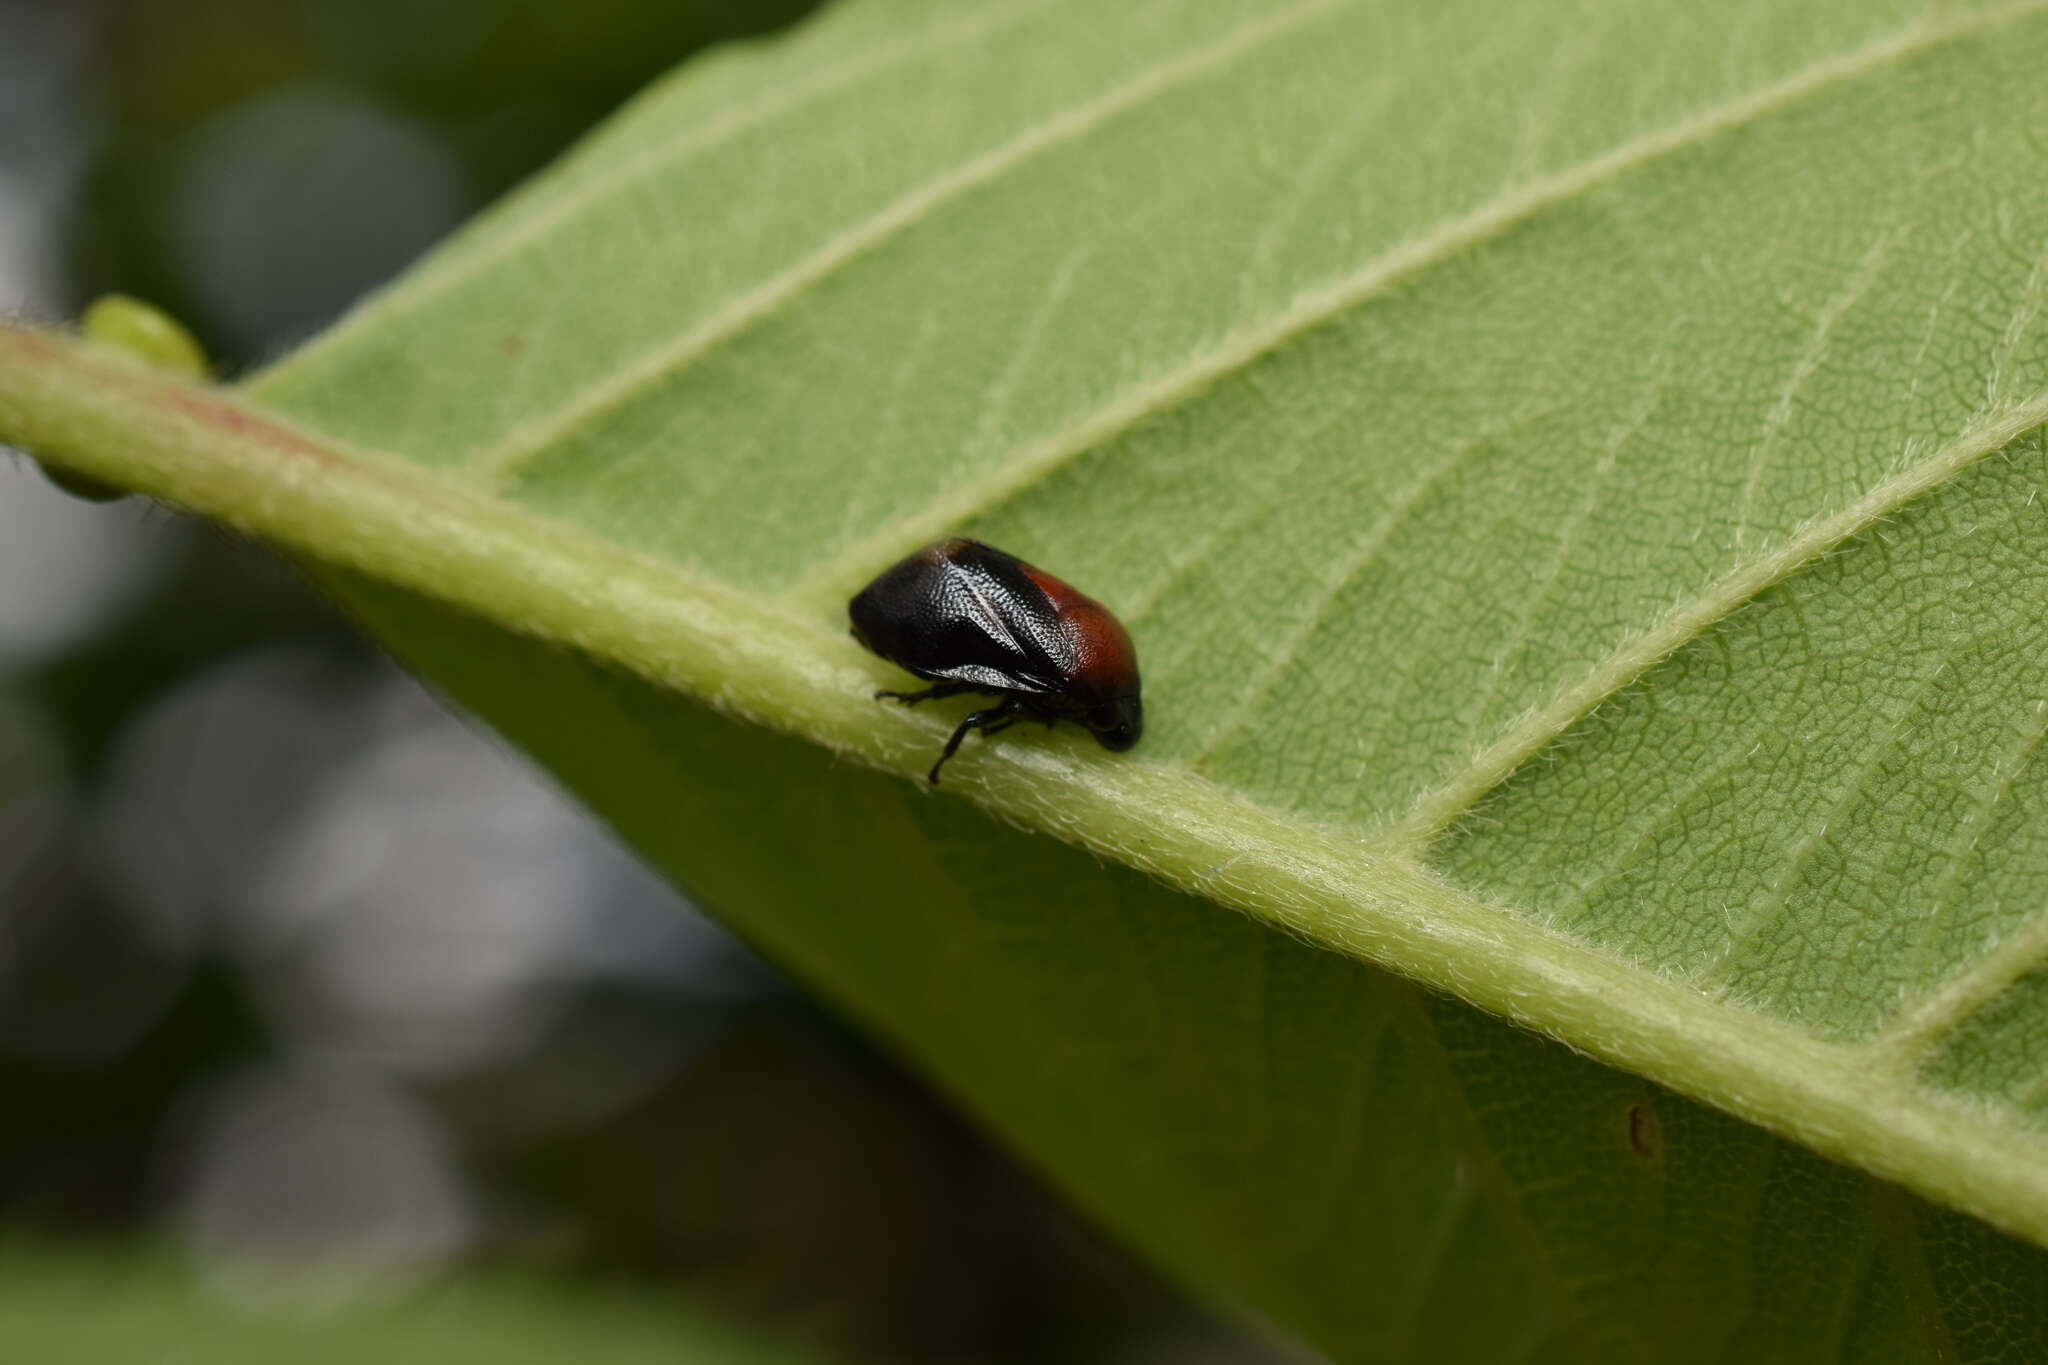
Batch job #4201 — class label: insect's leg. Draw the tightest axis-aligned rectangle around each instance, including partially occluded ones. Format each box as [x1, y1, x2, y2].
[928, 702, 1017, 784]
[876, 680, 979, 705]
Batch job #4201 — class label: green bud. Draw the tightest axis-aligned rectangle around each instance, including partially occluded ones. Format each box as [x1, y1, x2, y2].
[31, 296, 209, 501]
[81, 294, 208, 378]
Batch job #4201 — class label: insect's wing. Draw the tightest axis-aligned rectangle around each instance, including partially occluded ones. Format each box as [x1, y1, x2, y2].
[912, 546, 1073, 692]
[850, 541, 1074, 692]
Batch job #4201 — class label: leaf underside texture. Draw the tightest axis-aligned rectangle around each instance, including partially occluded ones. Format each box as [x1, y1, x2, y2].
[8, 0, 2048, 1358]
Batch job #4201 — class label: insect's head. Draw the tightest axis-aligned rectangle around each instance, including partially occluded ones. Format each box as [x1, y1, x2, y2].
[1086, 694, 1143, 752]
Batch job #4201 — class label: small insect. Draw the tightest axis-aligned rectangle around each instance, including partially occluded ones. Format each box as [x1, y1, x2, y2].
[849, 537, 1143, 784]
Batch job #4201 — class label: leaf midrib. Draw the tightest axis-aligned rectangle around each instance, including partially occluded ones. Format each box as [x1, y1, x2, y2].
[6, 327, 2048, 1253]
[17, 0, 2048, 1286]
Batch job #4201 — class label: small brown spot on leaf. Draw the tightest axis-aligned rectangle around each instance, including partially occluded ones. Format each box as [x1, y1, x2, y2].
[499, 333, 527, 356]
[1626, 1102, 1663, 1163]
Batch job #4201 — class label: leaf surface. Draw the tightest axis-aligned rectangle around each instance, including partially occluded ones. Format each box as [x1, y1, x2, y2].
[7, 0, 2048, 1357]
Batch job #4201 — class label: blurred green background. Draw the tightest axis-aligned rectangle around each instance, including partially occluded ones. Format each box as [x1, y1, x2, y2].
[0, 2, 1295, 1359]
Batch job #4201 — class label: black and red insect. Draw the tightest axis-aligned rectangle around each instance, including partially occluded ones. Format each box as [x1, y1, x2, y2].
[850, 537, 1143, 784]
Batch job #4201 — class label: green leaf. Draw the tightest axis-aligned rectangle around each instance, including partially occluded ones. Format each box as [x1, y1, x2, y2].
[7, 0, 2048, 1357]
[0, 1244, 835, 1365]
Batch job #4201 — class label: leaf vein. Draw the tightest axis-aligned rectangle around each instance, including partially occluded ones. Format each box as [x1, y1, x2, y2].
[1691, 647, 1954, 991]
[1191, 410, 1555, 766]
[1887, 695, 2048, 1038]
[1733, 229, 1899, 548]
[463, 0, 1357, 486]
[16, 321, 2048, 1254]
[247, 0, 1062, 393]
[1379, 394, 2048, 856]
[787, 0, 2048, 607]
[1460, 364, 1670, 750]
